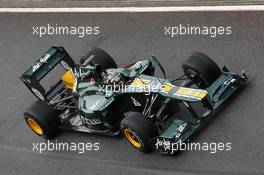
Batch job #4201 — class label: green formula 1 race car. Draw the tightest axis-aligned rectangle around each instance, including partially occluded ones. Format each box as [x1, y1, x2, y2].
[20, 47, 247, 154]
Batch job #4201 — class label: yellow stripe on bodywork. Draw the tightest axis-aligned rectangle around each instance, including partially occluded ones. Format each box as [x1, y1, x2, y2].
[176, 88, 194, 96]
[175, 87, 207, 100]
[130, 79, 150, 87]
[193, 91, 207, 99]
[162, 84, 173, 92]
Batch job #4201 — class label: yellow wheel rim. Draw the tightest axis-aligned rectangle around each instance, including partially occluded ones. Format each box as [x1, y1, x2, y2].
[26, 118, 43, 135]
[124, 128, 141, 149]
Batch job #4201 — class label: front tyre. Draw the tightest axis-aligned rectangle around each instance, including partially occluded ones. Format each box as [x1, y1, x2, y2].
[24, 101, 59, 139]
[182, 52, 221, 88]
[121, 112, 158, 153]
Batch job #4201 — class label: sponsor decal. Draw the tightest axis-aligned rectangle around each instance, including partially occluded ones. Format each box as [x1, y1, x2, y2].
[60, 60, 71, 70]
[223, 77, 236, 86]
[80, 115, 102, 126]
[32, 53, 51, 72]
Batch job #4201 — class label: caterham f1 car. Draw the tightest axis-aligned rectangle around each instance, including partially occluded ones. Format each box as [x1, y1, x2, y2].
[20, 47, 247, 153]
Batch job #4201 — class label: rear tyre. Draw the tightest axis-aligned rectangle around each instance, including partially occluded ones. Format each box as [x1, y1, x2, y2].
[182, 52, 221, 88]
[24, 101, 59, 139]
[121, 112, 158, 153]
[80, 47, 117, 69]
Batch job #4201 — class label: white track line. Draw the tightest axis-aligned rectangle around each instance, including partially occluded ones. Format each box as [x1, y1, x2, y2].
[0, 5, 264, 12]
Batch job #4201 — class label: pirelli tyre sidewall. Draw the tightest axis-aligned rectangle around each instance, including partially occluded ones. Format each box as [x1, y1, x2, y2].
[121, 112, 158, 153]
[24, 101, 59, 139]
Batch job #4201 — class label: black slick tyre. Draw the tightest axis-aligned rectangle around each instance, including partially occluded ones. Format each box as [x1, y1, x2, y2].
[24, 101, 59, 139]
[182, 52, 221, 88]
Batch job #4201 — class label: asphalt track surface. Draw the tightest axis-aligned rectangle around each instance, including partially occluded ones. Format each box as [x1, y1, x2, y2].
[0, 12, 263, 175]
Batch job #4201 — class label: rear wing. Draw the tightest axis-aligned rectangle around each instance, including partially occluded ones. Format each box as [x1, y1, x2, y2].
[20, 47, 75, 101]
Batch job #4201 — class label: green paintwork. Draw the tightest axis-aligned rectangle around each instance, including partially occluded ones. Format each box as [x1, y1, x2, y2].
[207, 72, 244, 108]
[77, 82, 115, 113]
